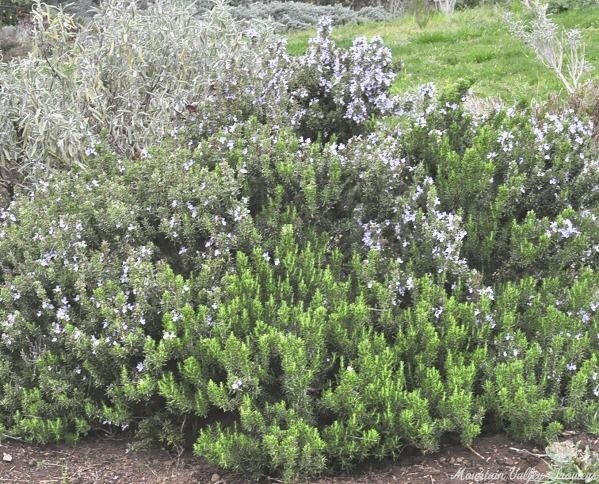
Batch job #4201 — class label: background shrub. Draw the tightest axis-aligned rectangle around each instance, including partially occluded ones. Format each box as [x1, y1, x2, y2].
[0, 22, 32, 60]
[0, 0, 277, 174]
[0, 0, 32, 25]
[0, 3, 395, 188]
[546, 0, 597, 12]
[230, 1, 393, 31]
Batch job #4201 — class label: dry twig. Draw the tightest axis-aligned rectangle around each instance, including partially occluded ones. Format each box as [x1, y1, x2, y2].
[466, 444, 487, 461]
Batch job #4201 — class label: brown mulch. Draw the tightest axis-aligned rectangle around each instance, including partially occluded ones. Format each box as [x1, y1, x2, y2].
[0, 431, 595, 483]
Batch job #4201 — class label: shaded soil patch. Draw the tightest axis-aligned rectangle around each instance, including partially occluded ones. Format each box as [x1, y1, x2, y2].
[0, 431, 596, 483]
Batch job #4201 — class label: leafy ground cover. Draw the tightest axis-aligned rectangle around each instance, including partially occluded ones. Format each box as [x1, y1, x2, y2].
[287, 5, 599, 103]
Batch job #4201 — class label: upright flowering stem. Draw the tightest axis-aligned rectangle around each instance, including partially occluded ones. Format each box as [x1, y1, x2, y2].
[504, 0, 594, 94]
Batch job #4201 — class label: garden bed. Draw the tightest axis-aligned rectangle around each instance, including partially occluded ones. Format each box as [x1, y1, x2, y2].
[4, 431, 594, 483]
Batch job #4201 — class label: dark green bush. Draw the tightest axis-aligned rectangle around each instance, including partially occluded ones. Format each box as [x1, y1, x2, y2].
[399, 83, 599, 282]
[0, 0, 32, 25]
[546, 0, 597, 12]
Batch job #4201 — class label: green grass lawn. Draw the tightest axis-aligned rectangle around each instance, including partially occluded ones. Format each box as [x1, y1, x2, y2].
[286, 5, 599, 103]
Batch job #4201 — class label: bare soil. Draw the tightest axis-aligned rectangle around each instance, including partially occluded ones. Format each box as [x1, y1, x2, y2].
[0, 431, 596, 483]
